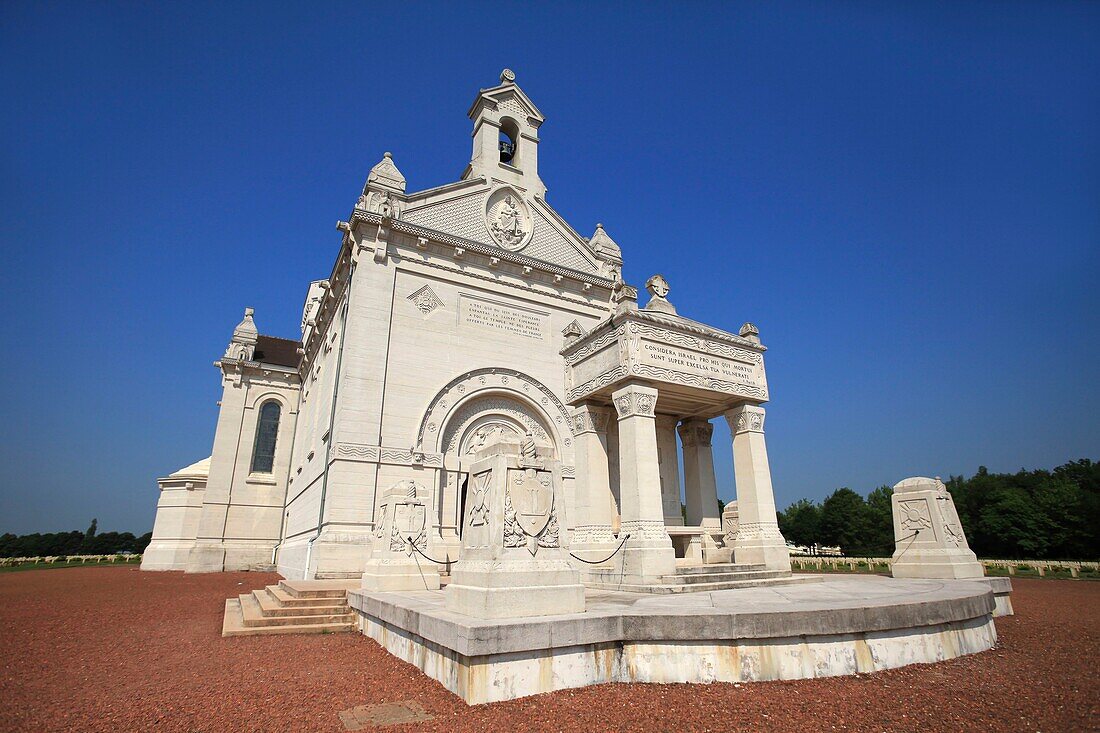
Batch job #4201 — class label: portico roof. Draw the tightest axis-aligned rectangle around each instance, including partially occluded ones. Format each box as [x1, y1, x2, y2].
[562, 301, 770, 418]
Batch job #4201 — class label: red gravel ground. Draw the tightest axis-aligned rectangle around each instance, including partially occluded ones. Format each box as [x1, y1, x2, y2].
[1, 567, 1097, 732]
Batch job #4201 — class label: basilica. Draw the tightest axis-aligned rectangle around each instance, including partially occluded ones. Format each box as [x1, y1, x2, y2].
[141, 69, 790, 584]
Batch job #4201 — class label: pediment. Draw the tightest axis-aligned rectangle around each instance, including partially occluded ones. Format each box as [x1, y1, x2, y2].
[468, 84, 545, 126]
[401, 183, 601, 275]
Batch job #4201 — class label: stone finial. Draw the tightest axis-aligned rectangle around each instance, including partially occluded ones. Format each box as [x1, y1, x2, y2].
[562, 320, 586, 347]
[225, 307, 259, 361]
[365, 151, 406, 193]
[521, 431, 537, 463]
[589, 223, 623, 281]
[643, 274, 677, 315]
[739, 322, 761, 344]
[500, 68, 516, 84]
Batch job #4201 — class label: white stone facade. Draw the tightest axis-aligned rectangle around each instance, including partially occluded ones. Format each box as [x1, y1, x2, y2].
[145, 70, 789, 582]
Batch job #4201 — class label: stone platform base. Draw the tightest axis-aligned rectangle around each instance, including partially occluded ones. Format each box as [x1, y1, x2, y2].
[348, 575, 998, 705]
[978, 576, 1014, 616]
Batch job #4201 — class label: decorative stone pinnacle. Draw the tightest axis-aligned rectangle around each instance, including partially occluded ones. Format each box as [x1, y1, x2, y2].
[643, 274, 677, 315]
[244, 307, 254, 317]
[383, 151, 392, 158]
[645, 274, 670, 299]
[500, 68, 516, 84]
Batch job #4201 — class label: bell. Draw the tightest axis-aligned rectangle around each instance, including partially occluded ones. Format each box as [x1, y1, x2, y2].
[499, 140, 515, 164]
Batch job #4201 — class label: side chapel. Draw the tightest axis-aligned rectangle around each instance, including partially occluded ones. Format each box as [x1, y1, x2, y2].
[142, 70, 791, 584]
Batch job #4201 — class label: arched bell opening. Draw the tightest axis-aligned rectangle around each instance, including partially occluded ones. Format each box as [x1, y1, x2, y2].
[498, 116, 521, 168]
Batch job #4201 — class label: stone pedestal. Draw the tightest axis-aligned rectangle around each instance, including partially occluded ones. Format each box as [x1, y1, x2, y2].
[445, 436, 584, 619]
[569, 405, 619, 565]
[361, 479, 440, 591]
[890, 477, 983, 580]
[603, 383, 676, 584]
[656, 416, 684, 525]
[724, 405, 790, 572]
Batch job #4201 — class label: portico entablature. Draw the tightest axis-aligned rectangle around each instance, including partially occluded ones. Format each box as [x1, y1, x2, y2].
[561, 308, 769, 416]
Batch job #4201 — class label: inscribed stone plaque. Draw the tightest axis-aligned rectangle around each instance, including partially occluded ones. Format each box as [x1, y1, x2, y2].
[459, 294, 549, 342]
[637, 340, 765, 391]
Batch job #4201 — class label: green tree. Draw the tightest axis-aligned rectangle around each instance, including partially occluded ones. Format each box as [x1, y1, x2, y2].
[779, 499, 822, 552]
[863, 485, 895, 556]
[819, 488, 873, 556]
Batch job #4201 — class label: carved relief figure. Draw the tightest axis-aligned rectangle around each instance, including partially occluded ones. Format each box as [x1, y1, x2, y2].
[490, 195, 525, 247]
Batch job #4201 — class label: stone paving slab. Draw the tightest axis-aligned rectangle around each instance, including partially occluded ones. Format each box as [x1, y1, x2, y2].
[348, 574, 995, 657]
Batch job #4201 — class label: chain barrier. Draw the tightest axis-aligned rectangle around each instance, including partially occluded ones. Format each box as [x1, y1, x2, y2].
[569, 533, 631, 565]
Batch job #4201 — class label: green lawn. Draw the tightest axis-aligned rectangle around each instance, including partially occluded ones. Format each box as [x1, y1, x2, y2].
[0, 557, 142, 573]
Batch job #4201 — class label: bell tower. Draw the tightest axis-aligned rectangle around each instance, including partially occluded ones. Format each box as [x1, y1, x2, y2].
[464, 69, 547, 198]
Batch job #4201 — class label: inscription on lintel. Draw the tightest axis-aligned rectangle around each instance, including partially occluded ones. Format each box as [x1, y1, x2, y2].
[638, 340, 764, 388]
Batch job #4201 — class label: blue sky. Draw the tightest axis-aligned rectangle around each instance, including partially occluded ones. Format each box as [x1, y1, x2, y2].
[1, 2, 1097, 534]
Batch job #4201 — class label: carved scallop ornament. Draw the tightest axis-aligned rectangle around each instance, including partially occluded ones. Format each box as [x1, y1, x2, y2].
[484, 186, 533, 251]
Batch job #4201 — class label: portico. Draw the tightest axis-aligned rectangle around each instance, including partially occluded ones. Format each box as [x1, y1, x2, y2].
[562, 276, 791, 587]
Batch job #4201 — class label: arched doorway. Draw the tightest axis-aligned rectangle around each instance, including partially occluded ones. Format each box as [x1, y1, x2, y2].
[416, 369, 575, 561]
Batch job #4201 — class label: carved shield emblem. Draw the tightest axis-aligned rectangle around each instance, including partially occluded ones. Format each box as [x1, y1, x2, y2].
[390, 499, 427, 556]
[509, 468, 554, 539]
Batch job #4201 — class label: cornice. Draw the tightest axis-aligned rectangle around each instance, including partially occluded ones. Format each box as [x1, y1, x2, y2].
[351, 210, 617, 288]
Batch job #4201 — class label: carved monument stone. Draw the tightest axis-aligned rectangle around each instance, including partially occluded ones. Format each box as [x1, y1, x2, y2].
[360, 480, 441, 591]
[444, 434, 585, 618]
[890, 476, 983, 579]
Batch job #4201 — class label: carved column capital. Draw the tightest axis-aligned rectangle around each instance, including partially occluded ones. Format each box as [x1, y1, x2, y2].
[570, 403, 611, 435]
[724, 404, 766, 435]
[677, 418, 714, 447]
[612, 383, 658, 419]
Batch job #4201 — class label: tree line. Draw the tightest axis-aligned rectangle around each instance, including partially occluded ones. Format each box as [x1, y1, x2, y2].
[0, 519, 153, 558]
[777, 459, 1100, 560]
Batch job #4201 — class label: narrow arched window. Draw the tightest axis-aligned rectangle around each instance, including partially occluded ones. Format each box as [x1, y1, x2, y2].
[250, 401, 281, 473]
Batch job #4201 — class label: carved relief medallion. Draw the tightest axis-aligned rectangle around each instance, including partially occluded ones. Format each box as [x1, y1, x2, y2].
[484, 187, 533, 251]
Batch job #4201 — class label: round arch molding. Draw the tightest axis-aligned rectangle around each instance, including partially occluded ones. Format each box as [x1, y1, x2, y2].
[416, 368, 574, 464]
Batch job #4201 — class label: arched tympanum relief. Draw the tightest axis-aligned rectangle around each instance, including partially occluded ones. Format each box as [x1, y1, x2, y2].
[416, 368, 574, 464]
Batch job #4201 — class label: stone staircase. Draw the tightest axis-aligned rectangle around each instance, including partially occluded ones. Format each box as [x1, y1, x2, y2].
[221, 579, 359, 637]
[586, 563, 821, 594]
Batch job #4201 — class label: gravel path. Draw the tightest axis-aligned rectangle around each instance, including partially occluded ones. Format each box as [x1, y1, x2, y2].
[1, 567, 1096, 732]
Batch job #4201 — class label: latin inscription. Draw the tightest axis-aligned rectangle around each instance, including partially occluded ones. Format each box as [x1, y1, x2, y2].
[459, 295, 548, 341]
[639, 341, 763, 386]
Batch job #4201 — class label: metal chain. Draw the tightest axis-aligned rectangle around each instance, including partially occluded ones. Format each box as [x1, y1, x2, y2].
[569, 533, 631, 565]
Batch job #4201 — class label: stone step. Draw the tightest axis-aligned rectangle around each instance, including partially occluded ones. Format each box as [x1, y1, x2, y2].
[266, 584, 344, 608]
[221, 599, 355, 637]
[278, 579, 358, 599]
[661, 569, 790, 585]
[672, 563, 767, 576]
[586, 574, 823, 595]
[252, 588, 347, 617]
[238, 594, 354, 628]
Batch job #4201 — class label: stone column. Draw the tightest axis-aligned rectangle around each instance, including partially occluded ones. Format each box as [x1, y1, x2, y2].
[609, 383, 676, 584]
[569, 404, 618, 564]
[723, 405, 791, 572]
[655, 415, 684, 525]
[678, 418, 720, 529]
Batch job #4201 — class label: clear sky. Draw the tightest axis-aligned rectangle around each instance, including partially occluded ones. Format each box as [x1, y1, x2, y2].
[1, 2, 1097, 535]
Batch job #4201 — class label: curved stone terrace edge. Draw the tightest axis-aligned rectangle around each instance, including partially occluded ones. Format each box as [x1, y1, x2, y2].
[347, 575, 996, 659]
